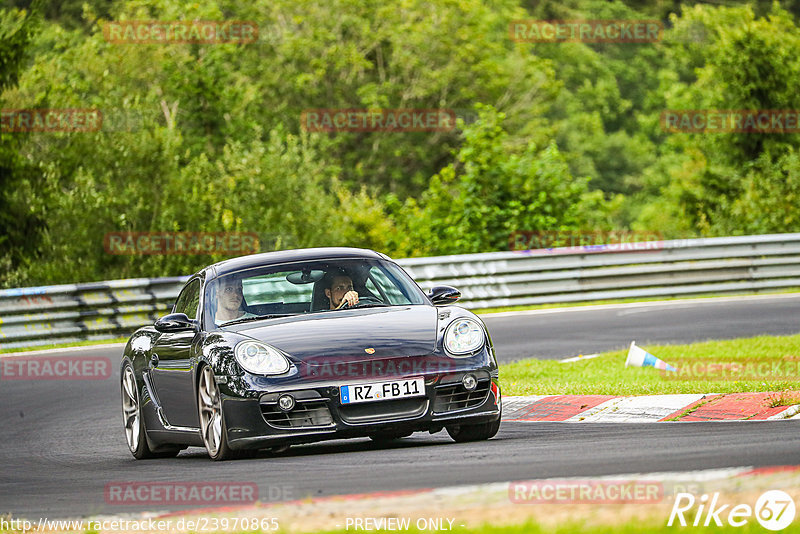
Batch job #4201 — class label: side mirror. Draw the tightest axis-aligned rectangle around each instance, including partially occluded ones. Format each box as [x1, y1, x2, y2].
[154, 313, 197, 333]
[427, 285, 461, 306]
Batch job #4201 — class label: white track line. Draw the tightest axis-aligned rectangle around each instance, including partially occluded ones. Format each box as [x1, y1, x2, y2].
[568, 394, 708, 423]
[559, 353, 601, 363]
[0, 343, 124, 358]
[481, 292, 800, 318]
[767, 405, 800, 420]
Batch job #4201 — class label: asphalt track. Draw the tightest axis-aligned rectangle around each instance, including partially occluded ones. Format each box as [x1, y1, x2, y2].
[1, 294, 799, 519]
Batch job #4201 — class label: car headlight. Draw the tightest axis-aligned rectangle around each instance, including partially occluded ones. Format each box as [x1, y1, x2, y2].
[234, 341, 290, 375]
[443, 318, 485, 356]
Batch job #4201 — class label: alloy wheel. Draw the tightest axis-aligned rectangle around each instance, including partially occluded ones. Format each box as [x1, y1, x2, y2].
[198, 366, 222, 457]
[121, 365, 140, 452]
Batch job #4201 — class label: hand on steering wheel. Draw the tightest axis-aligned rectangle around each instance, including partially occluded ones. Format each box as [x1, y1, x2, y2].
[335, 290, 360, 309]
[336, 294, 383, 309]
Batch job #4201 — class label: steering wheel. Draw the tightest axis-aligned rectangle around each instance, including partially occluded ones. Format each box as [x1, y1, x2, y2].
[336, 295, 384, 309]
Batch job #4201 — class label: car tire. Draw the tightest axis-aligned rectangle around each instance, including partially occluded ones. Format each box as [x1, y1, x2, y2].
[197, 365, 240, 461]
[121, 362, 180, 459]
[446, 418, 501, 443]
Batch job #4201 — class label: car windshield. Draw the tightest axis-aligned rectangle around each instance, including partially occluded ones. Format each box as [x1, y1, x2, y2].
[205, 258, 428, 327]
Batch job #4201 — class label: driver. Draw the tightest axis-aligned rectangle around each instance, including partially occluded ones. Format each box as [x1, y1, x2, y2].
[324, 271, 360, 309]
[215, 277, 257, 324]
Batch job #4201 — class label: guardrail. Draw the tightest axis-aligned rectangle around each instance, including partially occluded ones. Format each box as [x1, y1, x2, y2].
[1, 233, 799, 350]
[399, 233, 800, 308]
[0, 278, 189, 350]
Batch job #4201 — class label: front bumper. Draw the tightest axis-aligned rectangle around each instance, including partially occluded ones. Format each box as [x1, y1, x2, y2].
[221, 369, 502, 450]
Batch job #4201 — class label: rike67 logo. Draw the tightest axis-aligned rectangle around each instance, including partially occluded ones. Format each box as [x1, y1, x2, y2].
[668, 490, 796, 531]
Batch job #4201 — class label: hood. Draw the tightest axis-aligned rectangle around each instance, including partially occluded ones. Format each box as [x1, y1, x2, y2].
[230, 305, 438, 362]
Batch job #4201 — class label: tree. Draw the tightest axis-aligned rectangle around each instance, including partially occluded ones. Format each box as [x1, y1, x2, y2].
[0, 4, 42, 286]
[390, 105, 609, 256]
[637, 4, 800, 235]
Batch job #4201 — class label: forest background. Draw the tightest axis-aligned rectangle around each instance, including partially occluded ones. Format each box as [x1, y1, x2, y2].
[2, 0, 799, 287]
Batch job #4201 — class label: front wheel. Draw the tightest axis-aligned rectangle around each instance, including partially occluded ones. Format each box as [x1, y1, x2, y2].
[121, 362, 180, 459]
[197, 365, 239, 461]
[446, 418, 500, 443]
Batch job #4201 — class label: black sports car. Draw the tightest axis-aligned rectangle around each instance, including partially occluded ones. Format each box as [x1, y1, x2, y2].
[120, 247, 501, 460]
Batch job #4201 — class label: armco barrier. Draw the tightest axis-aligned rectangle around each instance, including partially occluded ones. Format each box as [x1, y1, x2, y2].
[1, 234, 799, 350]
[398, 233, 800, 308]
[0, 277, 188, 350]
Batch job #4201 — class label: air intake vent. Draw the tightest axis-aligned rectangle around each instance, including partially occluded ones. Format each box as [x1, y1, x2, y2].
[260, 400, 334, 428]
[433, 380, 490, 413]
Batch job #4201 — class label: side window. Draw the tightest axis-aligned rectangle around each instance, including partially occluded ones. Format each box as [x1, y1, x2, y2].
[367, 266, 408, 305]
[174, 279, 201, 319]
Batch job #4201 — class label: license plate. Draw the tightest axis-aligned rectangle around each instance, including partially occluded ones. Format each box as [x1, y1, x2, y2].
[340, 377, 425, 404]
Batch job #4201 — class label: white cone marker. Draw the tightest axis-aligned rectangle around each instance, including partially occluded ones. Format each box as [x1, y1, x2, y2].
[625, 341, 677, 372]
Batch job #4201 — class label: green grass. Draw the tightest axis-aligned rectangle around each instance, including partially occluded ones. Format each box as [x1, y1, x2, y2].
[0, 337, 128, 354]
[500, 334, 800, 395]
[474, 288, 800, 315]
[766, 390, 800, 407]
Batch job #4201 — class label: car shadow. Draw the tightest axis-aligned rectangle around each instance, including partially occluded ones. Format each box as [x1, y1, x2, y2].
[175, 433, 457, 461]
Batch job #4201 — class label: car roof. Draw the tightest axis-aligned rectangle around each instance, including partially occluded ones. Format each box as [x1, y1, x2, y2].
[205, 247, 391, 278]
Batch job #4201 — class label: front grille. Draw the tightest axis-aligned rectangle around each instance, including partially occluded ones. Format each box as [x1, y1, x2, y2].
[433, 379, 490, 413]
[261, 400, 334, 429]
[339, 398, 428, 424]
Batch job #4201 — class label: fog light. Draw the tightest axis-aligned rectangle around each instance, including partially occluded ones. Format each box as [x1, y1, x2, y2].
[462, 374, 477, 391]
[277, 394, 295, 412]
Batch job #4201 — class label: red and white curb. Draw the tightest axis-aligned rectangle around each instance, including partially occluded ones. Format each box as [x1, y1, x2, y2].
[143, 465, 800, 528]
[502, 392, 800, 423]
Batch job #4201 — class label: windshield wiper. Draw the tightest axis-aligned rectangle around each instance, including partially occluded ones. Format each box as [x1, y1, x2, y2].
[221, 314, 294, 326]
